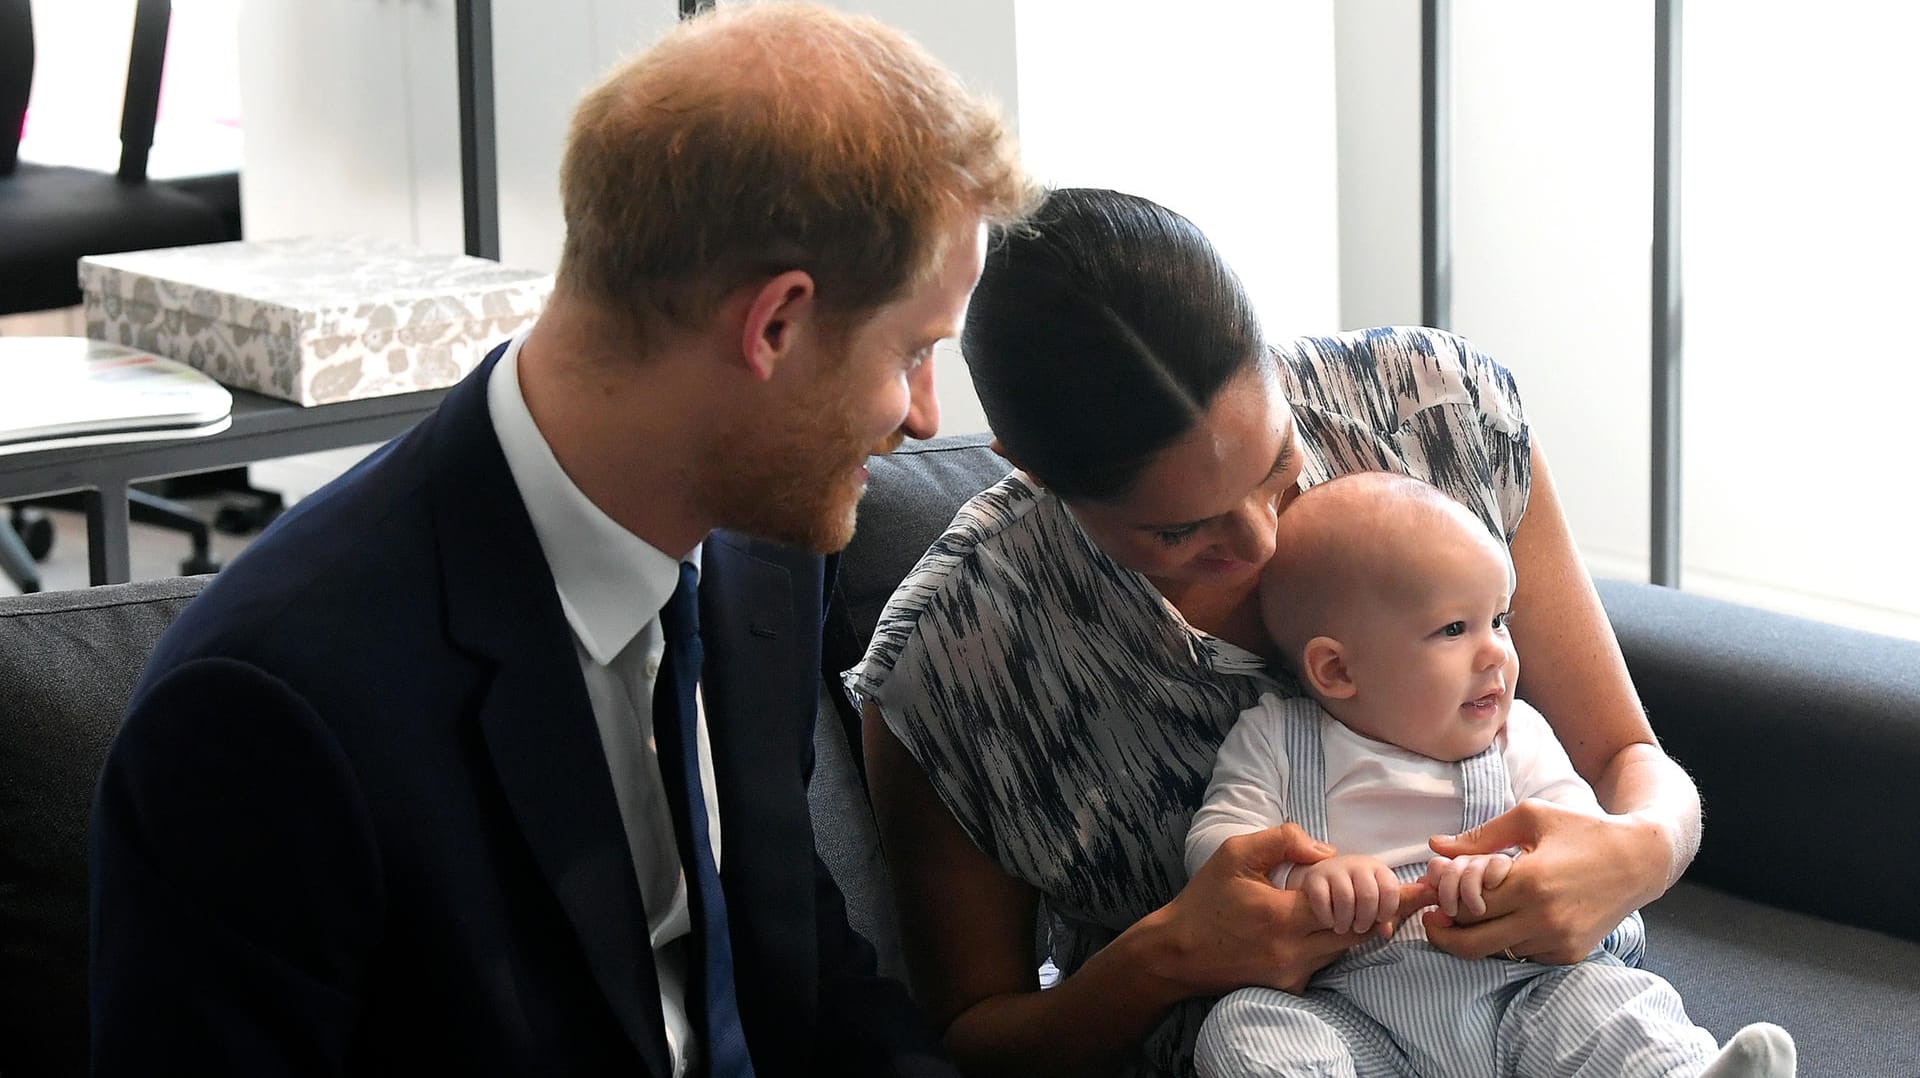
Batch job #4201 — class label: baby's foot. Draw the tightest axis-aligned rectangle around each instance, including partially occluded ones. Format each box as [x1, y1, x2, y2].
[1699, 1022, 1795, 1078]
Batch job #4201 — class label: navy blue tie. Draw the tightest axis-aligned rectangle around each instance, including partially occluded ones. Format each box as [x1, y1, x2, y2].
[653, 563, 756, 1077]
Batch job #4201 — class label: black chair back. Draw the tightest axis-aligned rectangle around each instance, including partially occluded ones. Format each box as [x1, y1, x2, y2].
[0, 0, 31, 175]
[117, 0, 171, 182]
[0, 0, 236, 317]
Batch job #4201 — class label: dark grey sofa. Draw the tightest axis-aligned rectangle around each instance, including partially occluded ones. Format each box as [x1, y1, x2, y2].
[4, 434, 1918, 1077]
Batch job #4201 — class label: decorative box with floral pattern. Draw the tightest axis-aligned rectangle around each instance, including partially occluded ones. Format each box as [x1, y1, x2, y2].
[79, 237, 552, 406]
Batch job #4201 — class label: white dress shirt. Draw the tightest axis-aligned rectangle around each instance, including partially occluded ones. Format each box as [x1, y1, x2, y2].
[488, 334, 720, 1078]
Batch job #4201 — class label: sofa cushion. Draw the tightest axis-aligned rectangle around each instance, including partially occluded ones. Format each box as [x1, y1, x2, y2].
[1597, 578, 1920, 944]
[807, 683, 907, 985]
[832, 434, 1008, 655]
[822, 435, 1010, 756]
[1644, 879, 1920, 1074]
[0, 576, 208, 1078]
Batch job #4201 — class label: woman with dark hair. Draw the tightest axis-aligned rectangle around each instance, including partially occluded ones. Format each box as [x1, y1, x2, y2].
[848, 188, 1699, 1076]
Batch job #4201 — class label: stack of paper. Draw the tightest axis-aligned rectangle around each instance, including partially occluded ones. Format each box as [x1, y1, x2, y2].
[0, 337, 233, 455]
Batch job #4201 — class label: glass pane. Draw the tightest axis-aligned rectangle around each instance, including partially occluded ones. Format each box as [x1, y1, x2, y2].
[1683, 3, 1920, 638]
[1449, 2, 1653, 582]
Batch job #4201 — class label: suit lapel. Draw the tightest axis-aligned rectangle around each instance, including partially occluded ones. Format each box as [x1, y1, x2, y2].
[429, 345, 673, 1077]
[700, 532, 824, 1067]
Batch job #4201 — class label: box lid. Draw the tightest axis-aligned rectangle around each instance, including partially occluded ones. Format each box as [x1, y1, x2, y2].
[78, 236, 552, 340]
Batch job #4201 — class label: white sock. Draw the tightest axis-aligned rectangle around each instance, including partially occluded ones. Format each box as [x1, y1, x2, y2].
[1698, 1022, 1796, 1078]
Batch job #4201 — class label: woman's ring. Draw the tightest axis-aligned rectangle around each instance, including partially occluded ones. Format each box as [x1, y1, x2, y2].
[1501, 946, 1524, 962]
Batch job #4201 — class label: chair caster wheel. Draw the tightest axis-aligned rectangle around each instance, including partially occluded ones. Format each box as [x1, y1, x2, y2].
[180, 555, 222, 576]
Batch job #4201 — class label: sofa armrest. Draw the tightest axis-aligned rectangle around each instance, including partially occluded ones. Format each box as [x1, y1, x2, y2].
[0, 576, 210, 1076]
[1596, 579, 1920, 943]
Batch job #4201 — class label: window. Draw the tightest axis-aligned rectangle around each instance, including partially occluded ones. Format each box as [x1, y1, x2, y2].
[1423, 1, 1917, 639]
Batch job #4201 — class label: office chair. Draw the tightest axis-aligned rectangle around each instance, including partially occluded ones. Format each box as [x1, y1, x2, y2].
[1, 506, 51, 592]
[2, 0, 241, 590]
[0, 0, 241, 308]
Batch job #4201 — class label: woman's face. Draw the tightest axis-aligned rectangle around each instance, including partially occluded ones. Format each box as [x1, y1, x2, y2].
[1067, 363, 1303, 592]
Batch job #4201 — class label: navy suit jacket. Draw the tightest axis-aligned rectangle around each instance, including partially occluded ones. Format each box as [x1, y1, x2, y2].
[89, 345, 954, 1076]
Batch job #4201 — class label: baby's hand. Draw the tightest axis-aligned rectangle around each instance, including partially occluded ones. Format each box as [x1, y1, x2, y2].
[1289, 854, 1402, 934]
[1422, 853, 1515, 919]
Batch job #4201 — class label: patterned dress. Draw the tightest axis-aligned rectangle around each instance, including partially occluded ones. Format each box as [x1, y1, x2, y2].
[846, 326, 1532, 1076]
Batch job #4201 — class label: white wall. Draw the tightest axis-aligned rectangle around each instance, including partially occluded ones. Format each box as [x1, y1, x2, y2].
[236, 3, 460, 252]
[490, 0, 687, 271]
[237, 0, 679, 267]
[1015, 1, 1342, 352]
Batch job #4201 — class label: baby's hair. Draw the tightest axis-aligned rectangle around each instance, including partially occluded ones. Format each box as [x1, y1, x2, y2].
[1261, 471, 1510, 675]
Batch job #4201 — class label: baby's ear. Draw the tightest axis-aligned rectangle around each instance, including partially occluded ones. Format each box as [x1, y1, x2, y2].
[1303, 636, 1356, 699]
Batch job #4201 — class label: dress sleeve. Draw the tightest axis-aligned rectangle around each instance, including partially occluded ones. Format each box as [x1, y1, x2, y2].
[1277, 326, 1532, 542]
[841, 475, 1044, 862]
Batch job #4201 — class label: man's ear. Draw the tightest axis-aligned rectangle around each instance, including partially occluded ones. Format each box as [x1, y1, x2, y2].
[1302, 636, 1356, 700]
[738, 270, 818, 381]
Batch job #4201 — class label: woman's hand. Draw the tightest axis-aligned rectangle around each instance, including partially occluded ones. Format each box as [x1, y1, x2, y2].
[1422, 798, 1667, 964]
[1143, 825, 1430, 995]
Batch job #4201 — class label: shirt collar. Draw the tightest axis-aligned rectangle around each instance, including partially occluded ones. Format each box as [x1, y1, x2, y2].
[487, 333, 699, 665]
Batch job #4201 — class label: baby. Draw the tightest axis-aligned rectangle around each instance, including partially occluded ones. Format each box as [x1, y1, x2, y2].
[1184, 471, 1793, 1078]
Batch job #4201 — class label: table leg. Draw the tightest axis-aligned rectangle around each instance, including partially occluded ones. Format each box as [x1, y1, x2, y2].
[83, 482, 133, 585]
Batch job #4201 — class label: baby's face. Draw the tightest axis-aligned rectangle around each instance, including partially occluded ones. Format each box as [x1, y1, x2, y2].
[1332, 529, 1519, 762]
